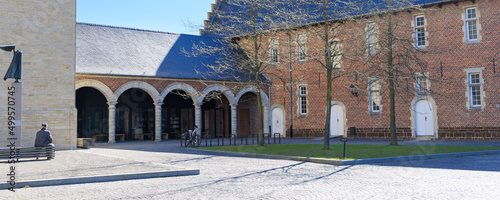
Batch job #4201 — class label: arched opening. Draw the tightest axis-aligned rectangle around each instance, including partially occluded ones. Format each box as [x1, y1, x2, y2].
[202, 92, 231, 138]
[237, 92, 259, 137]
[162, 90, 195, 139]
[116, 88, 155, 141]
[76, 87, 109, 141]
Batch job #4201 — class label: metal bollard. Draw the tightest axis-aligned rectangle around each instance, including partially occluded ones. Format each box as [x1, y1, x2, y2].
[340, 137, 348, 159]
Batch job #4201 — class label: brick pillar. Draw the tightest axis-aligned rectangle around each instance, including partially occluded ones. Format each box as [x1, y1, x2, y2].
[154, 102, 163, 142]
[108, 101, 117, 143]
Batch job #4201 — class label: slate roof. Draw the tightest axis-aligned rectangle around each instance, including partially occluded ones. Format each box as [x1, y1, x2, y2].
[202, 0, 456, 37]
[76, 23, 252, 81]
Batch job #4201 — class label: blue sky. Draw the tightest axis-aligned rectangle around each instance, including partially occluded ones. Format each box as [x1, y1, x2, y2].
[76, 0, 214, 35]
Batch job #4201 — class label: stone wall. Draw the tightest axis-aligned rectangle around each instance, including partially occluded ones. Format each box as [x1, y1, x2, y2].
[0, 0, 77, 149]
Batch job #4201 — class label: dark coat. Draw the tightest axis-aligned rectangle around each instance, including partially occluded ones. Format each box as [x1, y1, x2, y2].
[34, 128, 53, 147]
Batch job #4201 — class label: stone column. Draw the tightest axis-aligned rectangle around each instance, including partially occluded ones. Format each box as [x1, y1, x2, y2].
[231, 104, 238, 138]
[154, 102, 163, 142]
[108, 101, 117, 143]
[195, 103, 202, 136]
[264, 105, 270, 135]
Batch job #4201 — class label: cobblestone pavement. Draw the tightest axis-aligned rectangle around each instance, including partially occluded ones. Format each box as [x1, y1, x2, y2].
[1, 139, 499, 199]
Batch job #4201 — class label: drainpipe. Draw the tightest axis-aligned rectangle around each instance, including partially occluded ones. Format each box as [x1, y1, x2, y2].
[268, 82, 272, 137]
[287, 32, 293, 138]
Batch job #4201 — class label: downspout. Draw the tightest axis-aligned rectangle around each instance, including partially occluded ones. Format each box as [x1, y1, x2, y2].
[268, 82, 272, 137]
[287, 32, 293, 138]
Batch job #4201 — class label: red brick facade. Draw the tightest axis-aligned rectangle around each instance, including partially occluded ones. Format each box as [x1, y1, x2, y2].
[254, 0, 500, 139]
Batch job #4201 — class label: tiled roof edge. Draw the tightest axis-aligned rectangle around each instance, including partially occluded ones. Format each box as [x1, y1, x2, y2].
[76, 22, 180, 35]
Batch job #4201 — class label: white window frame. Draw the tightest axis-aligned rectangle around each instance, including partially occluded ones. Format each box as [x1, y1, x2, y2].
[269, 38, 279, 64]
[465, 7, 478, 41]
[414, 15, 426, 48]
[462, 6, 481, 43]
[468, 73, 481, 108]
[366, 23, 379, 55]
[297, 34, 306, 61]
[369, 79, 381, 113]
[465, 68, 484, 109]
[415, 73, 430, 95]
[298, 84, 308, 115]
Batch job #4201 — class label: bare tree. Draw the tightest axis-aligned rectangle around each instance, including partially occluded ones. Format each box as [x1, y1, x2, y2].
[195, 0, 305, 146]
[289, 0, 367, 150]
[362, 0, 433, 145]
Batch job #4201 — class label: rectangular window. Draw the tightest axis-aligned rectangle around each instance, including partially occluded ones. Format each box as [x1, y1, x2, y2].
[367, 23, 379, 55]
[468, 73, 481, 107]
[329, 40, 342, 69]
[298, 85, 308, 115]
[465, 7, 478, 41]
[414, 15, 426, 47]
[370, 79, 381, 112]
[270, 38, 279, 63]
[416, 74, 429, 94]
[297, 35, 306, 61]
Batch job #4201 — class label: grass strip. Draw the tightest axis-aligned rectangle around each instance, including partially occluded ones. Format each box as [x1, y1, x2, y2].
[199, 144, 500, 160]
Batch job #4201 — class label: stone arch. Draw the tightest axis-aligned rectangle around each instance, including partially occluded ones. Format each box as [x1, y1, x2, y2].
[235, 86, 271, 134]
[410, 96, 438, 138]
[235, 86, 270, 107]
[76, 79, 117, 102]
[200, 84, 235, 106]
[160, 83, 200, 104]
[114, 81, 161, 104]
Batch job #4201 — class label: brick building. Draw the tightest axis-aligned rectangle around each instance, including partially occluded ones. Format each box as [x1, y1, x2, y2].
[202, 0, 500, 140]
[75, 23, 268, 143]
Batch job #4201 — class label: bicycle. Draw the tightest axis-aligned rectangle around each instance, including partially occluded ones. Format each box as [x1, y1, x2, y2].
[183, 125, 201, 147]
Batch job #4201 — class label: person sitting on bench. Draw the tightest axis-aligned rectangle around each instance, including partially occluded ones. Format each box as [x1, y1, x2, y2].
[35, 123, 55, 147]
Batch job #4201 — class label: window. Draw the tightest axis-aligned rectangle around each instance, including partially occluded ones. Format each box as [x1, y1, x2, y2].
[416, 73, 429, 94]
[464, 7, 479, 42]
[298, 85, 308, 115]
[468, 72, 481, 107]
[366, 23, 379, 55]
[269, 38, 279, 63]
[369, 79, 381, 112]
[329, 39, 342, 69]
[297, 35, 306, 61]
[414, 15, 426, 47]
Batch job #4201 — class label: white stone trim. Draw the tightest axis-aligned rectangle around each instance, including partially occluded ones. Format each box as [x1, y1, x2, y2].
[76, 79, 117, 102]
[114, 81, 161, 104]
[200, 84, 235, 106]
[462, 5, 482, 44]
[160, 82, 200, 103]
[464, 68, 485, 110]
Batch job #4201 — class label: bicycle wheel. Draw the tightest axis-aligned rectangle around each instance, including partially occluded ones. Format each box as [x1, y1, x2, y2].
[192, 135, 201, 147]
[183, 132, 190, 147]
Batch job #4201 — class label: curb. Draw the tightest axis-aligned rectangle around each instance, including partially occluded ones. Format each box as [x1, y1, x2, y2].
[0, 169, 200, 190]
[196, 149, 500, 166]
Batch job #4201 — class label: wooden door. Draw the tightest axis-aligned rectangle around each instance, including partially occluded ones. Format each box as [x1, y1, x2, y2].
[238, 109, 250, 137]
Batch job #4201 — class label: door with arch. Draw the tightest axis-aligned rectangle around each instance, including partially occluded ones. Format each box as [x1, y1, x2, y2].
[415, 100, 434, 136]
[272, 107, 284, 136]
[330, 104, 344, 137]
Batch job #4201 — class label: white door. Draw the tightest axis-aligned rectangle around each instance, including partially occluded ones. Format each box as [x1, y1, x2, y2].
[272, 108, 284, 136]
[330, 105, 344, 137]
[415, 100, 434, 136]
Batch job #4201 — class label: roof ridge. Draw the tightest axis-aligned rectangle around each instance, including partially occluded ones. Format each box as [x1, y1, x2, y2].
[76, 22, 180, 35]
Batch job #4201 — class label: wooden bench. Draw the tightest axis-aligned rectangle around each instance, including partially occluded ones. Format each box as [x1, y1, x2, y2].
[115, 134, 125, 141]
[0, 146, 55, 161]
[143, 133, 154, 140]
[92, 134, 107, 142]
